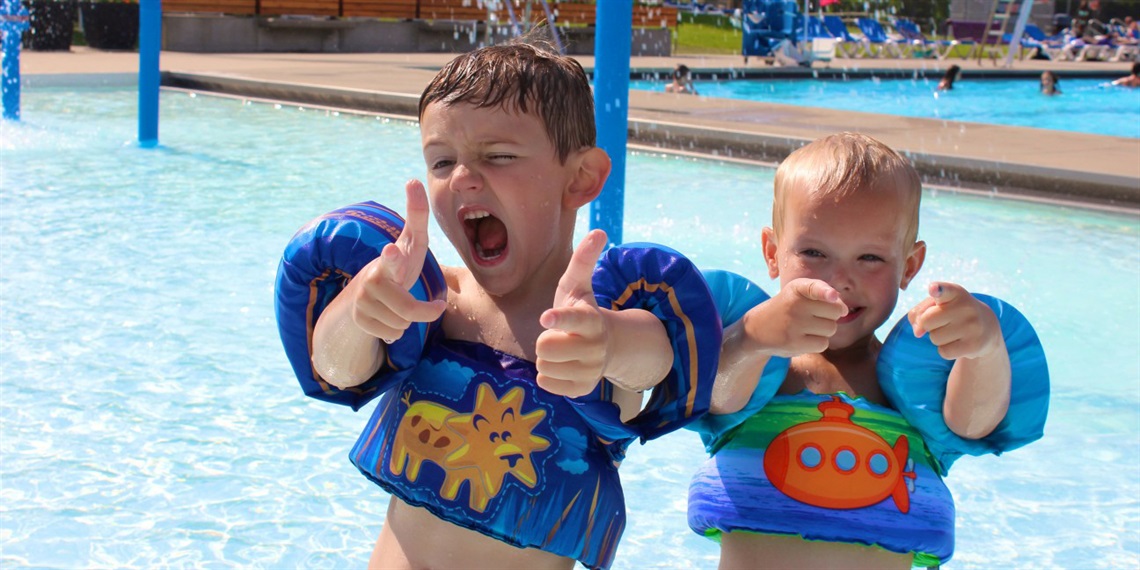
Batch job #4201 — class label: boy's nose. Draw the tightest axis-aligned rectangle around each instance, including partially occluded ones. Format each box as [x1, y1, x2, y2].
[449, 163, 483, 193]
[830, 265, 855, 291]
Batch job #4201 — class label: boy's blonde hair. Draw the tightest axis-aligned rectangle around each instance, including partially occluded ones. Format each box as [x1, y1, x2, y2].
[772, 132, 922, 245]
[418, 40, 595, 164]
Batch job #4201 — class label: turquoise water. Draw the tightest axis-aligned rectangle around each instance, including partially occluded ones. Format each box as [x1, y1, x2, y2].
[2, 87, 1138, 568]
[631, 77, 1140, 138]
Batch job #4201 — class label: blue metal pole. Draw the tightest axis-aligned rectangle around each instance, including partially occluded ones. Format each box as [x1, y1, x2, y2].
[591, 0, 631, 246]
[1, 0, 30, 121]
[138, 0, 161, 147]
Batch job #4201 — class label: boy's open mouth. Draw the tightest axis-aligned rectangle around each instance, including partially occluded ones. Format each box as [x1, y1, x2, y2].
[462, 210, 507, 263]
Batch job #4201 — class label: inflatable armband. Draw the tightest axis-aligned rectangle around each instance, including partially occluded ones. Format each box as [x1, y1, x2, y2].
[878, 294, 1049, 473]
[275, 202, 447, 410]
[570, 243, 722, 443]
[688, 270, 790, 452]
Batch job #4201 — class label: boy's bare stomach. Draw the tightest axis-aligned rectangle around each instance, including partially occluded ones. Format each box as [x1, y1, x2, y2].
[720, 532, 913, 570]
[371, 498, 576, 570]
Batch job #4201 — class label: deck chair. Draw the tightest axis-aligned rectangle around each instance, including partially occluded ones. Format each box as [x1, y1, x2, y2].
[802, 15, 837, 63]
[856, 18, 905, 58]
[1009, 23, 1068, 60]
[894, 18, 956, 59]
[741, 0, 798, 62]
[1053, 31, 1113, 61]
[823, 15, 867, 58]
[1106, 19, 1139, 61]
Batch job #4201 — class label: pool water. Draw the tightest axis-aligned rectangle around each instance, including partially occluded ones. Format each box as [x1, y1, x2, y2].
[630, 77, 1140, 139]
[2, 87, 1138, 569]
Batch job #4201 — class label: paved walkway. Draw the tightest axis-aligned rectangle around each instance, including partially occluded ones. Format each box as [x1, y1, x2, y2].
[22, 48, 1140, 210]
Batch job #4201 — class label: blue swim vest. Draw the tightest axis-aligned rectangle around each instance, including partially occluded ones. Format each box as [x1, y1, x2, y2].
[687, 270, 1049, 565]
[275, 203, 722, 569]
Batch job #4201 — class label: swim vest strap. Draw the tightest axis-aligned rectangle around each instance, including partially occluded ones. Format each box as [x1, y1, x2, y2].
[687, 270, 790, 452]
[570, 243, 721, 444]
[274, 202, 447, 411]
[878, 293, 1049, 473]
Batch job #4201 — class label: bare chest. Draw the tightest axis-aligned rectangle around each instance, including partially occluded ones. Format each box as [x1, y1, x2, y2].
[780, 356, 888, 406]
[439, 276, 547, 361]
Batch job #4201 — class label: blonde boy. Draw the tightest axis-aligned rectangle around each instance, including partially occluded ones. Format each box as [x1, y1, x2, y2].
[688, 132, 1017, 568]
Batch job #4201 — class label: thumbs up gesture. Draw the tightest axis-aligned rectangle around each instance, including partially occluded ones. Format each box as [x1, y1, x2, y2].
[346, 180, 448, 343]
[908, 282, 1003, 361]
[535, 230, 610, 398]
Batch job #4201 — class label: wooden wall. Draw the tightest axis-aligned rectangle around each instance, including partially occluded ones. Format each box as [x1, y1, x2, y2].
[162, 0, 678, 28]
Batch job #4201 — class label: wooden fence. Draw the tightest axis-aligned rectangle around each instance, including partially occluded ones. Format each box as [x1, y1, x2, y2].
[162, 0, 678, 27]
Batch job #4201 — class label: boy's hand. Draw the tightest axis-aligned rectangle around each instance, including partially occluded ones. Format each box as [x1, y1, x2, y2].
[743, 278, 848, 357]
[536, 230, 609, 398]
[345, 180, 447, 343]
[908, 282, 1003, 361]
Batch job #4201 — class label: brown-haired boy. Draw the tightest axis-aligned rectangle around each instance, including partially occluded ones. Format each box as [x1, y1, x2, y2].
[280, 41, 719, 569]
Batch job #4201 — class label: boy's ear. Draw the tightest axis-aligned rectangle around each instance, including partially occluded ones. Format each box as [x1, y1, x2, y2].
[899, 240, 926, 290]
[761, 227, 780, 279]
[563, 147, 611, 209]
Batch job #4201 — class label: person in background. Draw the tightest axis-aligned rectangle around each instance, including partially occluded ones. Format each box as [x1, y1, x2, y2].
[666, 64, 699, 95]
[1113, 62, 1140, 87]
[937, 64, 961, 91]
[1040, 70, 1062, 95]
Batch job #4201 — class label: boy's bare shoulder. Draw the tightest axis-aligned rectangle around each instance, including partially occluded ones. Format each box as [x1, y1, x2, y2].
[441, 265, 466, 289]
[440, 265, 468, 308]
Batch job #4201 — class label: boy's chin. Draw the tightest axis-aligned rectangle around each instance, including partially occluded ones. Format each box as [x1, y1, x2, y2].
[825, 332, 878, 353]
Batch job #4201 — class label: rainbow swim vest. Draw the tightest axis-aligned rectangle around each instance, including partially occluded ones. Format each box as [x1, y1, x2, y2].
[687, 270, 1049, 565]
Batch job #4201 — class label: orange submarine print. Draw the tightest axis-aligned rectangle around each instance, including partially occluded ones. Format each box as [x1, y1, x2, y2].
[763, 396, 916, 513]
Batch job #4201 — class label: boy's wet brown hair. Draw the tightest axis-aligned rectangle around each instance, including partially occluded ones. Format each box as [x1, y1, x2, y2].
[418, 39, 595, 164]
[772, 132, 922, 246]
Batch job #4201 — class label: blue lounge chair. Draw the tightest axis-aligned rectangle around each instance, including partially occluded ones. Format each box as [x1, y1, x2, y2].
[894, 18, 957, 60]
[740, 0, 801, 63]
[856, 17, 905, 58]
[1004, 23, 1066, 60]
[800, 15, 838, 63]
[823, 15, 867, 58]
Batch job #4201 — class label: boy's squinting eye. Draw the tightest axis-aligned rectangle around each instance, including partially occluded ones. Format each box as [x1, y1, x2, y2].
[487, 153, 517, 163]
[800, 249, 825, 258]
[859, 254, 885, 262]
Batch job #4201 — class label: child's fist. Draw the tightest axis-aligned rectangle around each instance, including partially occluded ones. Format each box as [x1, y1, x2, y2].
[908, 282, 1003, 361]
[743, 278, 849, 357]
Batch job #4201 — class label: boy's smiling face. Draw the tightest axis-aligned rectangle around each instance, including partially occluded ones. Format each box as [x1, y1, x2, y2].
[420, 101, 585, 297]
[764, 183, 925, 350]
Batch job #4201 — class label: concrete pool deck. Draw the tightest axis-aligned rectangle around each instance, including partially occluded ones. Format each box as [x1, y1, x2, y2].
[21, 48, 1140, 211]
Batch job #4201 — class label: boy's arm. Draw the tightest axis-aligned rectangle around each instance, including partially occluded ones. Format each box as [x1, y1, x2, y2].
[311, 181, 448, 389]
[711, 278, 848, 415]
[311, 278, 390, 389]
[909, 282, 1012, 439]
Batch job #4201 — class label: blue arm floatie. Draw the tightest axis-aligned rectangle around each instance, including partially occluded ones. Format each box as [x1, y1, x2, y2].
[274, 202, 447, 411]
[878, 294, 1049, 474]
[567, 243, 722, 443]
[688, 270, 790, 453]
